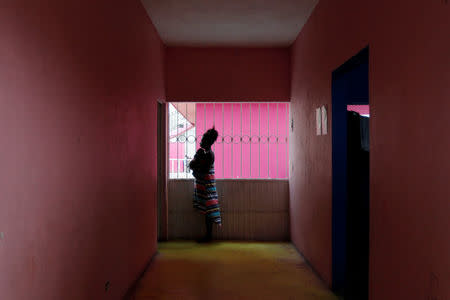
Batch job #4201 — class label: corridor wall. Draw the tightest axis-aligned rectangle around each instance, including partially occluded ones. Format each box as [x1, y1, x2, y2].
[289, 0, 449, 299]
[0, 1, 165, 299]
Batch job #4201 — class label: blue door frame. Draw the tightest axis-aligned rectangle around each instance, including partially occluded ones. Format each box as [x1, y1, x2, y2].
[331, 47, 369, 296]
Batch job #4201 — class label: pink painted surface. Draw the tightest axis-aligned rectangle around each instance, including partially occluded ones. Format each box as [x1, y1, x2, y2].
[205, 104, 216, 130]
[223, 104, 233, 178]
[290, 0, 450, 299]
[166, 47, 291, 101]
[241, 103, 251, 179]
[250, 103, 260, 178]
[232, 104, 242, 178]
[171, 103, 289, 178]
[0, 1, 165, 299]
[260, 104, 270, 178]
[169, 143, 186, 159]
[268, 103, 278, 179]
[196, 103, 206, 149]
[183, 103, 289, 179]
[277, 103, 289, 179]
[213, 104, 224, 177]
[348, 105, 370, 115]
[169, 143, 186, 173]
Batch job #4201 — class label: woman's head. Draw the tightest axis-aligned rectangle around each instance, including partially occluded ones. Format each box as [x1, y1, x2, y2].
[200, 127, 218, 149]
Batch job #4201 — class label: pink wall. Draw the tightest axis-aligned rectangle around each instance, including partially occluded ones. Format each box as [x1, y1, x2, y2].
[169, 143, 186, 173]
[166, 47, 291, 101]
[347, 105, 370, 116]
[0, 1, 165, 299]
[289, 0, 449, 299]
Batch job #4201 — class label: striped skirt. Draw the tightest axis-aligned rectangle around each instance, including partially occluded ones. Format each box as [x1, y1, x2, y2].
[193, 168, 221, 224]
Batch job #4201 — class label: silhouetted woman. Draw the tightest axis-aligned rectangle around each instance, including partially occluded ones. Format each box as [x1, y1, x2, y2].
[189, 127, 221, 242]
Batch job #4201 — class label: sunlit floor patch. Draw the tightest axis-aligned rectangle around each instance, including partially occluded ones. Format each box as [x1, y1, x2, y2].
[131, 241, 338, 300]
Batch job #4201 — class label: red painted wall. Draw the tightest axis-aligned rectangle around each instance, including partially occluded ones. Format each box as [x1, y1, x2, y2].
[166, 47, 291, 101]
[0, 1, 165, 299]
[289, 0, 449, 299]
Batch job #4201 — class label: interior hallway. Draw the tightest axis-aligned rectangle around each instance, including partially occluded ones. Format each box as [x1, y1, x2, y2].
[1, 1, 449, 299]
[128, 242, 338, 300]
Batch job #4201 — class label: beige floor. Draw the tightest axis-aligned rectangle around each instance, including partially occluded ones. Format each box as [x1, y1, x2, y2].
[130, 242, 338, 300]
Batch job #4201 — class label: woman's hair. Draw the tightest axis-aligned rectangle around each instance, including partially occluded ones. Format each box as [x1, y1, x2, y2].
[200, 127, 218, 148]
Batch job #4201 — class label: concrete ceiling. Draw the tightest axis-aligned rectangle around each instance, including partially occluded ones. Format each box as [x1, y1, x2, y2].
[141, 0, 319, 47]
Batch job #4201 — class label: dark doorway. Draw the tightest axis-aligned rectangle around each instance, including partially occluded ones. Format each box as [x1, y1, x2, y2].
[157, 101, 168, 241]
[331, 47, 370, 299]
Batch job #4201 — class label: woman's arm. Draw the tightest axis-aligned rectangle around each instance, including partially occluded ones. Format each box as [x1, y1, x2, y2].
[189, 149, 205, 171]
[189, 149, 213, 174]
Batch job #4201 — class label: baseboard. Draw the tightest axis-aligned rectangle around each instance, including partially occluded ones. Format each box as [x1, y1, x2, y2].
[122, 252, 159, 300]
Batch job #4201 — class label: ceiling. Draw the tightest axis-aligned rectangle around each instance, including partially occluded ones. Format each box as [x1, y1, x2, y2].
[141, 0, 319, 47]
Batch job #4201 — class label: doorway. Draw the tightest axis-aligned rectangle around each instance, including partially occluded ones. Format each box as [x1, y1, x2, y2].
[157, 101, 168, 241]
[331, 47, 370, 299]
